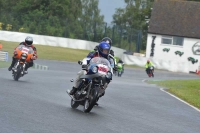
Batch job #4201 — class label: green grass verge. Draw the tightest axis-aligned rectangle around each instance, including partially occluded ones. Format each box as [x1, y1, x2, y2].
[0, 61, 10, 68]
[148, 80, 200, 109]
[0, 40, 90, 62]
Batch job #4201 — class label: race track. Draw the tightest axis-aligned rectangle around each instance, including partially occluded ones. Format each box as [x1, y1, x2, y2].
[0, 59, 200, 133]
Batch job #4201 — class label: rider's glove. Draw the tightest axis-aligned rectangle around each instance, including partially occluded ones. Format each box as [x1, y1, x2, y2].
[31, 55, 37, 60]
[13, 50, 18, 56]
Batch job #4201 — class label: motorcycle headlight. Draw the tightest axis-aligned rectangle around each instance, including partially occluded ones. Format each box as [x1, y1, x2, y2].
[92, 66, 98, 73]
[21, 53, 27, 59]
[21, 56, 26, 59]
[106, 71, 112, 79]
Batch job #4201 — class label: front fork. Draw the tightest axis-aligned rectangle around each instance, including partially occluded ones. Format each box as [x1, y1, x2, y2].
[13, 61, 27, 74]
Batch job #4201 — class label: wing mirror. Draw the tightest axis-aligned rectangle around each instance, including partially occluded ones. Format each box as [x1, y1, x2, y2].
[78, 60, 82, 65]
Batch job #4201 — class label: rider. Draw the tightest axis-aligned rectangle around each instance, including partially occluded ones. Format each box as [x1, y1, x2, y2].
[118, 59, 124, 64]
[109, 50, 118, 74]
[145, 60, 154, 74]
[8, 36, 37, 74]
[117, 59, 125, 73]
[84, 37, 115, 69]
[109, 49, 117, 69]
[86, 37, 112, 58]
[101, 37, 117, 70]
[69, 42, 111, 95]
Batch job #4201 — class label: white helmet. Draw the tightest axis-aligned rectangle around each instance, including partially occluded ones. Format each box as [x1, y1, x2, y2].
[25, 36, 33, 46]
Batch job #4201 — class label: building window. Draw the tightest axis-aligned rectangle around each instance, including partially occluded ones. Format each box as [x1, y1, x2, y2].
[162, 36, 172, 44]
[161, 36, 184, 46]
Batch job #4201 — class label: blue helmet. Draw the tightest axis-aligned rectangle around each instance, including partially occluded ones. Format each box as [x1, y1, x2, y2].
[98, 42, 111, 58]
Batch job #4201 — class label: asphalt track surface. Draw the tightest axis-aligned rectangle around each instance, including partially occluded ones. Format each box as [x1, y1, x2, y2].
[0, 59, 200, 133]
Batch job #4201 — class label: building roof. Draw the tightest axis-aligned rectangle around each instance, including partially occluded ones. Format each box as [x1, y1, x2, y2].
[148, 0, 200, 39]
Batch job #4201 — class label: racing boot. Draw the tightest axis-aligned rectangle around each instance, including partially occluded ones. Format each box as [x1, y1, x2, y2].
[8, 58, 16, 71]
[94, 102, 99, 106]
[69, 87, 78, 95]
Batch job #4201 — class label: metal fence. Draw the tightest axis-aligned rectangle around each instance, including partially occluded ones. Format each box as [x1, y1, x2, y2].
[0, 51, 8, 62]
[33, 63, 49, 70]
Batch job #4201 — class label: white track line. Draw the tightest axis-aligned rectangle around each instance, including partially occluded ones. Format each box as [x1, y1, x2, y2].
[160, 88, 200, 113]
[142, 79, 146, 82]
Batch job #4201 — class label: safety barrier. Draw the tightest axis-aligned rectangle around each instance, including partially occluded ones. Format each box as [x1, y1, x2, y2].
[33, 63, 49, 70]
[0, 30, 125, 58]
[0, 51, 8, 62]
[121, 54, 190, 73]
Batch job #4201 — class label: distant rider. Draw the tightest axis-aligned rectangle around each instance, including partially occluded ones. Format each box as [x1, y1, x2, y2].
[145, 60, 154, 75]
[8, 36, 38, 74]
[117, 59, 124, 73]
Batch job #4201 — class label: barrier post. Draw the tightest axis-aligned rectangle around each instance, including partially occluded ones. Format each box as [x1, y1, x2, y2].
[5, 52, 8, 62]
[0, 51, 8, 62]
[0, 43, 2, 50]
[196, 63, 200, 75]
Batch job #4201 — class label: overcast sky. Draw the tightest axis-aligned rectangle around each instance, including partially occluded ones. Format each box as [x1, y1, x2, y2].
[98, 0, 126, 24]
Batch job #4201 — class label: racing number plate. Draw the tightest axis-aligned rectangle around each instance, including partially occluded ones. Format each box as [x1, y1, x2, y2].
[22, 47, 29, 54]
[98, 64, 108, 75]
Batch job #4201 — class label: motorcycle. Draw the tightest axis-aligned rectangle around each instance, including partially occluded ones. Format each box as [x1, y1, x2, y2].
[147, 66, 154, 77]
[117, 63, 123, 77]
[11, 45, 35, 81]
[67, 57, 113, 113]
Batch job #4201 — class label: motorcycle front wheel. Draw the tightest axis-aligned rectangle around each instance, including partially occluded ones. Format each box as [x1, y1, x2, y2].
[71, 99, 79, 109]
[83, 87, 99, 113]
[14, 64, 23, 81]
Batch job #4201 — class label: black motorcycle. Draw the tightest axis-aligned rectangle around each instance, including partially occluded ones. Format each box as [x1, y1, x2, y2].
[147, 66, 154, 77]
[67, 57, 112, 113]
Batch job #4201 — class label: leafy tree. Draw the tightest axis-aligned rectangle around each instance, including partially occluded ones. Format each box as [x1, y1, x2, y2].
[80, 0, 105, 42]
[112, 0, 154, 51]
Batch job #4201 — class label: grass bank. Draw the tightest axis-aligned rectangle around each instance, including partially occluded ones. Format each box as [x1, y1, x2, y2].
[148, 80, 200, 109]
[0, 61, 10, 68]
[0, 40, 170, 71]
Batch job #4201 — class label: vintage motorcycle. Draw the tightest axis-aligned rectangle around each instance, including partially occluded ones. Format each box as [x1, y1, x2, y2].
[67, 57, 113, 113]
[147, 66, 154, 77]
[11, 45, 35, 81]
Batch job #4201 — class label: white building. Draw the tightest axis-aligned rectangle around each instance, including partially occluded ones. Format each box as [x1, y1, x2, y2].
[146, 0, 200, 73]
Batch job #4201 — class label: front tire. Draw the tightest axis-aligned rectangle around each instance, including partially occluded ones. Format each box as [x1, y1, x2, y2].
[83, 87, 99, 113]
[14, 64, 23, 81]
[71, 99, 79, 109]
[151, 71, 154, 77]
